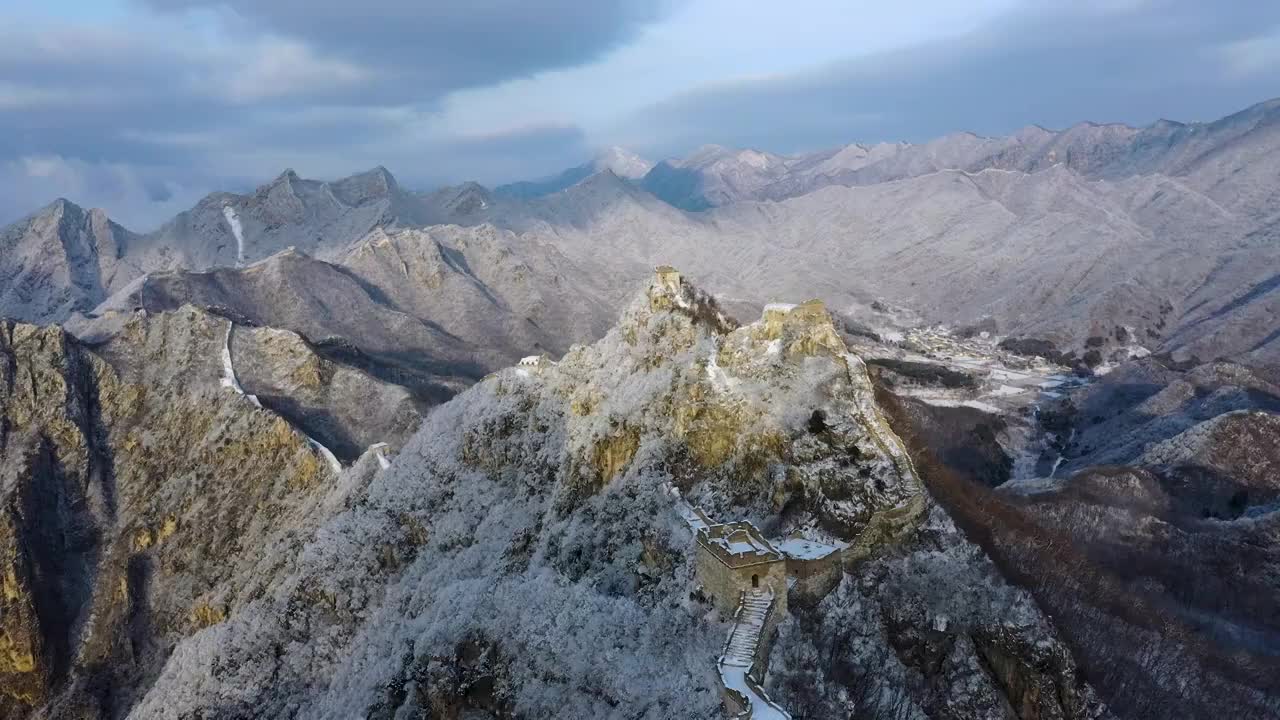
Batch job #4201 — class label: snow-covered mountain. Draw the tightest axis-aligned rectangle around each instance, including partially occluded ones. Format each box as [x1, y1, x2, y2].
[650, 97, 1280, 209]
[77, 223, 617, 410]
[7, 269, 1275, 718]
[0, 167, 515, 329]
[2, 271, 1119, 718]
[3, 98, 1280, 719]
[493, 146, 654, 199]
[0, 199, 143, 324]
[6, 98, 1279, 368]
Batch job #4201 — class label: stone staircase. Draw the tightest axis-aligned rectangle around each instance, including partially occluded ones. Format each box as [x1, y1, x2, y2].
[722, 590, 772, 666]
[718, 590, 791, 719]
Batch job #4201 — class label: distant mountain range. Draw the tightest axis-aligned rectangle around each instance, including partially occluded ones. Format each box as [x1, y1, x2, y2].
[494, 146, 653, 199]
[4, 97, 1280, 378]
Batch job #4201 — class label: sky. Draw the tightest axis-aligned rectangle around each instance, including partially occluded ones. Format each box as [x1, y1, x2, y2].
[3, 0, 1279, 229]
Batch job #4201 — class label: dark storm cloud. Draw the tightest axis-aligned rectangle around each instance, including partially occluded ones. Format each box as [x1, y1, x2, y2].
[143, 178, 174, 203]
[5, 0, 1280, 229]
[0, 1, 675, 226]
[628, 0, 1280, 155]
[142, 0, 677, 97]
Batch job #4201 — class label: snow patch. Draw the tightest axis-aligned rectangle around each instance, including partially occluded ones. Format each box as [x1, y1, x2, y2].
[308, 438, 343, 474]
[369, 442, 392, 470]
[776, 537, 843, 560]
[1048, 455, 1064, 479]
[220, 322, 261, 408]
[718, 591, 791, 719]
[719, 665, 790, 720]
[917, 397, 1005, 414]
[222, 205, 246, 267]
[704, 351, 738, 392]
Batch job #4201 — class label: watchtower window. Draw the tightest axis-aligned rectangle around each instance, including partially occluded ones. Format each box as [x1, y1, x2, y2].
[751, 574, 759, 588]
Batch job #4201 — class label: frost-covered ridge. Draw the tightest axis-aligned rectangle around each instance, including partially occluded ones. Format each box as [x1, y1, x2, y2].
[46, 269, 1105, 720]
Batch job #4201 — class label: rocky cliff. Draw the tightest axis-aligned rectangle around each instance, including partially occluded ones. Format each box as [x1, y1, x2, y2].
[0, 308, 346, 718]
[875, 356, 1280, 720]
[0, 201, 143, 325]
[0, 271, 1105, 719]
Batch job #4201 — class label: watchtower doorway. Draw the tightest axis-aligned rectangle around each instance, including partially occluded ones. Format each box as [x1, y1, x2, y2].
[751, 574, 759, 588]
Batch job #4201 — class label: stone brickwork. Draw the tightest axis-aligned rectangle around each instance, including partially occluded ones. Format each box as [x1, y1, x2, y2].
[784, 550, 844, 607]
[695, 523, 788, 617]
[655, 265, 682, 292]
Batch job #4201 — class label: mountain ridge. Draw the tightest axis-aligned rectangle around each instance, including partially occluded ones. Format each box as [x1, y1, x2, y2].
[4, 97, 1280, 372]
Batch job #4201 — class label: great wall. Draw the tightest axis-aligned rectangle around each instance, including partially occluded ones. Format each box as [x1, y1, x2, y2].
[517, 268, 932, 718]
[673, 470, 926, 717]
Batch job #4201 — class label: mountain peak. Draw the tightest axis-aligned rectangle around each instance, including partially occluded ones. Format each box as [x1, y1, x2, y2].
[577, 167, 627, 187]
[616, 266, 738, 349]
[331, 165, 400, 206]
[46, 197, 82, 214]
[437, 181, 492, 215]
[33, 197, 102, 227]
[592, 146, 653, 178]
[348, 164, 397, 184]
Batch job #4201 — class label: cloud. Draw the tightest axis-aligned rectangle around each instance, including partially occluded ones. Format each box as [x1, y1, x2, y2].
[621, 0, 1280, 155]
[0, 122, 593, 231]
[217, 40, 372, 103]
[0, 2, 674, 224]
[3, 0, 1279, 230]
[185, 120, 593, 192]
[142, 0, 678, 97]
[1218, 27, 1280, 79]
[0, 155, 211, 230]
[413, 124, 592, 186]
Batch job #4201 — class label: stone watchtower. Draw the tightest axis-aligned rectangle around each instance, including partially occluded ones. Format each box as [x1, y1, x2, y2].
[655, 265, 682, 293]
[695, 522, 788, 616]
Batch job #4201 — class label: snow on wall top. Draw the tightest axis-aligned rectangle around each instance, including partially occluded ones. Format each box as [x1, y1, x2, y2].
[699, 522, 783, 566]
[775, 537, 844, 561]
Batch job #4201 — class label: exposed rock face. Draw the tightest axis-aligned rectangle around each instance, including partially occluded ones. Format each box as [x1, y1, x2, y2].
[769, 504, 1108, 720]
[83, 225, 616, 412]
[230, 324, 422, 462]
[140, 166, 438, 270]
[337, 225, 615, 362]
[0, 309, 342, 717]
[100, 250, 486, 404]
[0, 167, 511, 328]
[0, 270, 1094, 720]
[94, 306, 424, 464]
[875, 356, 1280, 720]
[0, 201, 142, 325]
